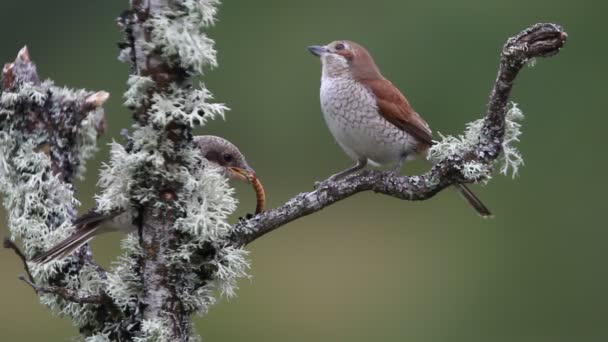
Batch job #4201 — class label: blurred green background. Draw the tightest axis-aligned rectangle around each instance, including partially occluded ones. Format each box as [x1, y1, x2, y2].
[1, 0, 607, 341]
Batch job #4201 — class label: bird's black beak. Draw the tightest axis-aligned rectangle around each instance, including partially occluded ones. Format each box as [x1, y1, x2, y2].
[307, 45, 328, 57]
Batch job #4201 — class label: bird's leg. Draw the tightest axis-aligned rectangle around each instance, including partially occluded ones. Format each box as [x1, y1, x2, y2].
[329, 158, 367, 181]
[315, 158, 367, 189]
[391, 153, 408, 176]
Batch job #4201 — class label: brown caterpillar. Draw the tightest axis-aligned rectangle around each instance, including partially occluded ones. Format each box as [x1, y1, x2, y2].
[248, 174, 266, 214]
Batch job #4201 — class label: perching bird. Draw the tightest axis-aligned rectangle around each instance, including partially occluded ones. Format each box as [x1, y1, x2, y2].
[32, 135, 259, 263]
[308, 41, 491, 217]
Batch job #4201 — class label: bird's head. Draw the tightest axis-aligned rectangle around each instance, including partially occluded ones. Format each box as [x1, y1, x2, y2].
[308, 40, 381, 80]
[193, 135, 255, 183]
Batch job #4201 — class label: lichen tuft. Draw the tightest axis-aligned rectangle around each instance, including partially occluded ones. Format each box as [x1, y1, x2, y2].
[429, 102, 525, 181]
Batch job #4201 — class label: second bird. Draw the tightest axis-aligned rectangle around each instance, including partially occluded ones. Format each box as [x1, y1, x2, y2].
[32, 135, 261, 263]
[308, 40, 491, 217]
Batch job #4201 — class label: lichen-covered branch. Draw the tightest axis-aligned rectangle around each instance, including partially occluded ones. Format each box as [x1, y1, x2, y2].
[19, 275, 105, 305]
[230, 23, 568, 247]
[96, 1, 242, 341]
[0, 47, 109, 331]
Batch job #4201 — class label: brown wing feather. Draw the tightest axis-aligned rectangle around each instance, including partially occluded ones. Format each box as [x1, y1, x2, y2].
[363, 78, 433, 147]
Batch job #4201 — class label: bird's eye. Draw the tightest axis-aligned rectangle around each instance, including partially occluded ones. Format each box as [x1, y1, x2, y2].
[223, 154, 233, 163]
[335, 43, 345, 51]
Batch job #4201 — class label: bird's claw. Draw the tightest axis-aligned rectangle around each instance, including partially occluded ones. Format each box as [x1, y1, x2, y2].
[314, 178, 335, 190]
[313, 180, 325, 190]
[237, 213, 255, 222]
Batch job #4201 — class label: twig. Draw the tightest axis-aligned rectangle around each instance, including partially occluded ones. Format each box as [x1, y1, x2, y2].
[3, 237, 34, 283]
[230, 23, 567, 247]
[18, 275, 103, 305]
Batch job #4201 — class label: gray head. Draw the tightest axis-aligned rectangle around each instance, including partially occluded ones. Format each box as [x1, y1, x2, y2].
[193, 135, 255, 182]
[308, 40, 382, 80]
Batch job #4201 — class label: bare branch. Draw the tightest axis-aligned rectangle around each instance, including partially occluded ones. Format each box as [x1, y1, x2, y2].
[231, 23, 567, 247]
[3, 238, 34, 283]
[19, 275, 104, 305]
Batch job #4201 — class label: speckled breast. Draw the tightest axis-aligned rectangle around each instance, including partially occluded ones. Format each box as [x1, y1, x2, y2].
[320, 76, 418, 166]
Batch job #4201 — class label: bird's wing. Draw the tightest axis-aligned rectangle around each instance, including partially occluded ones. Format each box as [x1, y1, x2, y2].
[73, 208, 123, 227]
[31, 209, 126, 264]
[363, 78, 433, 147]
[31, 223, 102, 263]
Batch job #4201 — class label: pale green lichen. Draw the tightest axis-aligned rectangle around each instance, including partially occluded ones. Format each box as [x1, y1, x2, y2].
[500, 103, 525, 178]
[133, 319, 175, 342]
[104, 234, 143, 311]
[0, 79, 106, 330]
[124, 76, 155, 109]
[163, 146, 249, 310]
[148, 84, 228, 128]
[99, 142, 244, 319]
[0, 81, 104, 256]
[429, 102, 525, 181]
[429, 119, 484, 163]
[85, 333, 112, 342]
[211, 246, 250, 298]
[0, 80, 105, 179]
[50, 84, 106, 179]
[461, 161, 493, 184]
[96, 140, 151, 213]
[173, 153, 236, 242]
[17, 81, 48, 106]
[147, 0, 221, 73]
[76, 106, 106, 179]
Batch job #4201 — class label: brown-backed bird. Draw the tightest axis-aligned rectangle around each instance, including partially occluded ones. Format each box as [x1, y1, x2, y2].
[308, 41, 491, 217]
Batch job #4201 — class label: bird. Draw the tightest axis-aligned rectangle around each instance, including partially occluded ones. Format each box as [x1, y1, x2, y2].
[308, 40, 491, 217]
[32, 135, 260, 263]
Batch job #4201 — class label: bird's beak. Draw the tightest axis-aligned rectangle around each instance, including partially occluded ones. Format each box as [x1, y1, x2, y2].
[228, 166, 266, 214]
[308, 45, 329, 57]
[228, 166, 256, 183]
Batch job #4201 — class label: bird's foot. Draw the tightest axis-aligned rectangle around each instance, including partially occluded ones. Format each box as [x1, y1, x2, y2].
[314, 169, 354, 189]
[314, 178, 335, 190]
[315, 160, 369, 189]
[237, 213, 256, 222]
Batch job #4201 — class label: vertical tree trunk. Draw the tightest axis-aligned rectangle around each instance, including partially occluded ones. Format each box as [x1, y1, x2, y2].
[127, 1, 193, 338]
[113, 1, 238, 340]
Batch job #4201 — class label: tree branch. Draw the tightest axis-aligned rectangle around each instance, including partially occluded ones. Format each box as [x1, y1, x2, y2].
[0, 45, 110, 335]
[230, 23, 568, 247]
[19, 275, 104, 305]
[3, 237, 34, 283]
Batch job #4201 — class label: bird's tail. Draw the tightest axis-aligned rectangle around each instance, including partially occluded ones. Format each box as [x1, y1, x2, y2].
[454, 184, 492, 218]
[31, 212, 111, 264]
